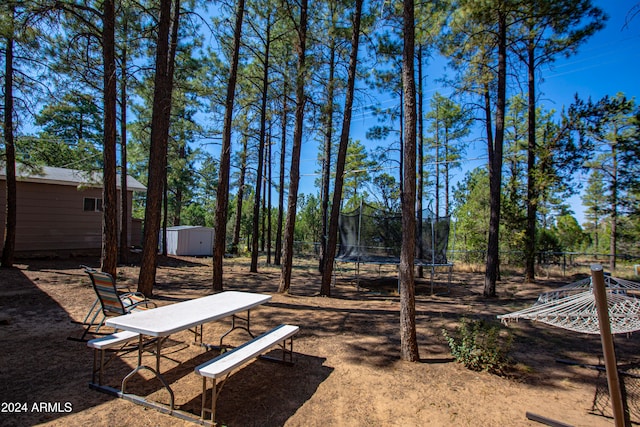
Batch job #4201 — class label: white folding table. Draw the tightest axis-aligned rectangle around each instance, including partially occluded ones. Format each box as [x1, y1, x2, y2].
[94, 291, 272, 421]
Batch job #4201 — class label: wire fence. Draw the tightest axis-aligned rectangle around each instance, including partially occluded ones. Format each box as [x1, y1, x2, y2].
[286, 243, 639, 276]
[289, 242, 639, 265]
[449, 250, 640, 270]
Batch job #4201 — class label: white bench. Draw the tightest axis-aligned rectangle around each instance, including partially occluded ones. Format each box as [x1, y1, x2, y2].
[195, 324, 299, 423]
[87, 330, 140, 384]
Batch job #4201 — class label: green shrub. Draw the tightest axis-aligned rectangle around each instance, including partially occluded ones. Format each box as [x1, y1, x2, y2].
[442, 317, 513, 375]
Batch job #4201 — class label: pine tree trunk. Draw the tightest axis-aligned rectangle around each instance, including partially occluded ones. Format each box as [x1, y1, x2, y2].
[484, 11, 507, 298]
[101, 0, 119, 277]
[162, 173, 168, 255]
[320, 0, 363, 296]
[172, 141, 186, 226]
[232, 137, 248, 255]
[261, 160, 267, 253]
[138, 0, 179, 295]
[275, 90, 288, 266]
[399, 0, 419, 362]
[251, 17, 271, 272]
[435, 106, 440, 219]
[524, 38, 537, 283]
[212, 0, 245, 290]
[278, 0, 308, 293]
[444, 133, 450, 216]
[416, 44, 424, 278]
[1, 11, 16, 268]
[319, 24, 337, 275]
[610, 143, 618, 271]
[267, 129, 273, 264]
[119, 35, 129, 265]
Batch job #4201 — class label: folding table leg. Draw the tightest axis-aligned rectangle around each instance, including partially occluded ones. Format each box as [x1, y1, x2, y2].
[219, 310, 254, 347]
[192, 324, 204, 344]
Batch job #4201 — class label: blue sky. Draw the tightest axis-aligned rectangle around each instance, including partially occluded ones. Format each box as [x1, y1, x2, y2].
[295, 0, 640, 225]
[539, 0, 640, 223]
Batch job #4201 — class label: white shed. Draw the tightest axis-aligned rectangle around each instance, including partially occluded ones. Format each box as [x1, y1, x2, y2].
[163, 226, 214, 256]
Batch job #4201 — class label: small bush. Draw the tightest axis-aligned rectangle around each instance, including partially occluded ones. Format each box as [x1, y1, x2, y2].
[442, 317, 513, 375]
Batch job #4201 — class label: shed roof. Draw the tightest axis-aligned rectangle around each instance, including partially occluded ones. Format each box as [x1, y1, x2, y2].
[167, 225, 203, 231]
[166, 226, 213, 231]
[0, 164, 146, 192]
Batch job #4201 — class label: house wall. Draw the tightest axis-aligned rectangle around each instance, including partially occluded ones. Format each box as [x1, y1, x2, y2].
[0, 180, 134, 255]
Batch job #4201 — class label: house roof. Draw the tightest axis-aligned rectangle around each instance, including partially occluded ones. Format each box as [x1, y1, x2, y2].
[0, 164, 147, 192]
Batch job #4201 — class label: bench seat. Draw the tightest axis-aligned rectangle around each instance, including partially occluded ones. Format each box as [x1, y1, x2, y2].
[196, 324, 298, 378]
[195, 324, 299, 422]
[88, 331, 140, 384]
[87, 330, 140, 350]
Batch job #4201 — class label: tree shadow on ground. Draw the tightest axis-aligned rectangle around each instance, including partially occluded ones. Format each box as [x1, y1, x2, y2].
[0, 267, 114, 426]
[262, 289, 640, 398]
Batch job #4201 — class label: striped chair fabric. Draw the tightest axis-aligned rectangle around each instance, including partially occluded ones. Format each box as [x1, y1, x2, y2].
[87, 271, 150, 317]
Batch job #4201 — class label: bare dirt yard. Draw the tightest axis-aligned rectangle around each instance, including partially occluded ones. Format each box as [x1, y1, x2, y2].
[1, 255, 639, 427]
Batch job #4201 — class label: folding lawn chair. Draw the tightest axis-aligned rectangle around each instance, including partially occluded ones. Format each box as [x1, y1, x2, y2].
[68, 267, 154, 342]
[83, 270, 159, 384]
[88, 268, 154, 319]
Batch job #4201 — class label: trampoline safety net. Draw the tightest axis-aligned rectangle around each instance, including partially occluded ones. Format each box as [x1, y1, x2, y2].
[336, 202, 451, 265]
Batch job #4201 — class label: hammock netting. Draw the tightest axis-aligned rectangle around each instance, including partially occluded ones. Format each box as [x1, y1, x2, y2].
[498, 276, 640, 335]
[336, 203, 451, 266]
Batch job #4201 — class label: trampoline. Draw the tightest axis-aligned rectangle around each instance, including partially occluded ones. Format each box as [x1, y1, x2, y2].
[335, 202, 453, 293]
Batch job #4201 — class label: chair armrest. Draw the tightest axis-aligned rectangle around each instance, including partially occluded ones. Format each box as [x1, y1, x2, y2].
[120, 292, 157, 310]
[116, 283, 133, 293]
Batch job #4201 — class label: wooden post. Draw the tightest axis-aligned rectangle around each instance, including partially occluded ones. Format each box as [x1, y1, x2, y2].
[591, 264, 625, 427]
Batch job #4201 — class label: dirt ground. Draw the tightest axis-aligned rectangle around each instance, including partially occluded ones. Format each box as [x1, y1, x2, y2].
[1, 255, 639, 427]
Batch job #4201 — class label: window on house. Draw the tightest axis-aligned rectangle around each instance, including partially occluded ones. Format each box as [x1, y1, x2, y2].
[83, 197, 103, 212]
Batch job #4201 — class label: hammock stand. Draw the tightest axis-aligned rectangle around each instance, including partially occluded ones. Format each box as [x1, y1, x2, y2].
[498, 267, 640, 427]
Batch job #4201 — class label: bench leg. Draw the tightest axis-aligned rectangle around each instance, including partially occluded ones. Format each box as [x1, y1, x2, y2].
[201, 373, 232, 424]
[273, 336, 294, 364]
[200, 377, 210, 422]
[91, 348, 99, 384]
[99, 349, 105, 385]
[201, 377, 220, 423]
[283, 336, 294, 363]
[210, 380, 217, 424]
[91, 347, 112, 386]
[259, 337, 296, 365]
[90, 348, 109, 385]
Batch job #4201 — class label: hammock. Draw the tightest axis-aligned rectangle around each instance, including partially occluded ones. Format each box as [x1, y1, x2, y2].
[498, 276, 640, 335]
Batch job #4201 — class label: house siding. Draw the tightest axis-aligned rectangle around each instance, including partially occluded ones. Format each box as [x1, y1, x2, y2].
[0, 180, 135, 255]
